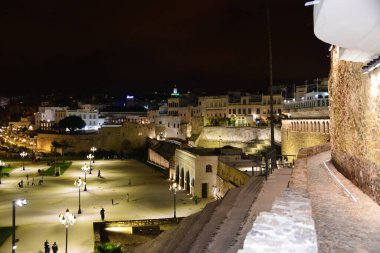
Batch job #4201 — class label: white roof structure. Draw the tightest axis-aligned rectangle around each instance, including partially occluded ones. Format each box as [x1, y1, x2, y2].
[313, 0, 380, 62]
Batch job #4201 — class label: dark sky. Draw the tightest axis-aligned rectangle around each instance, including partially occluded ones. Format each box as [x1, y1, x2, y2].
[0, 0, 329, 95]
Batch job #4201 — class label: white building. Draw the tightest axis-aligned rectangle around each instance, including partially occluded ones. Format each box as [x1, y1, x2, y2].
[35, 106, 68, 130]
[65, 109, 100, 131]
[173, 147, 242, 198]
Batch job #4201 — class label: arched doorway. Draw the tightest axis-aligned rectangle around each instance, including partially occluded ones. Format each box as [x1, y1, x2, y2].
[175, 165, 179, 183]
[180, 168, 184, 188]
[186, 171, 190, 192]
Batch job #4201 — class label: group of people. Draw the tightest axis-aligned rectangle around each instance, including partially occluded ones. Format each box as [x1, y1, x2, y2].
[44, 240, 58, 253]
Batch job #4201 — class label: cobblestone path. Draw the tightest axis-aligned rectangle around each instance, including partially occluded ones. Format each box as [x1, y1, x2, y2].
[307, 151, 380, 253]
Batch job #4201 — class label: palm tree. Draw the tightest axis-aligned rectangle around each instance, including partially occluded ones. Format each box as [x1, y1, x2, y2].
[59, 140, 70, 162]
[51, 140, 61, 167]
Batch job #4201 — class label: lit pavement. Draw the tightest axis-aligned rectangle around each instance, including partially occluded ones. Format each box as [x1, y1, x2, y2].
[0, 159, 211, 253]
[308, 151, 380, 253]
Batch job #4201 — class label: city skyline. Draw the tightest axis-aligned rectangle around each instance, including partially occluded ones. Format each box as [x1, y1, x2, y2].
[0, 0, 329, 95]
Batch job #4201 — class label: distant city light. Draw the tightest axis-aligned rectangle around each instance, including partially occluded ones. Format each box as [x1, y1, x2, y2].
[305, 0, 320, 6]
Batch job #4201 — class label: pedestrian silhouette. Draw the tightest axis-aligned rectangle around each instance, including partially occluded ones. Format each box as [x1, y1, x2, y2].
[126, 193, 129, 202]
[128, 178, 131, 185]
[98, 170, 101, 178]
[52, 242, 58, 253]
[44, 240, 50, 253]
[26, 174, 29, 180]
[112, 199, 114, 205]
[100, 208, 105, 221]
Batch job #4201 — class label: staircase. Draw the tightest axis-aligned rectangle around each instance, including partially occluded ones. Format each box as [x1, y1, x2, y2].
[133, 176, 264, 253]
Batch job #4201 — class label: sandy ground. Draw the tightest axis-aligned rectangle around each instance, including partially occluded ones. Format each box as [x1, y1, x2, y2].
[0, 159, 212, 253]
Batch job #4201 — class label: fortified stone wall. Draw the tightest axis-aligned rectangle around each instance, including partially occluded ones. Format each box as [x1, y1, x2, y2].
[36, 133, 99, 154]
[196, 126, 281, 148]
[329, 48, 380, 204]
[281, 119, 330, 161]
[36, 122, 155, 154]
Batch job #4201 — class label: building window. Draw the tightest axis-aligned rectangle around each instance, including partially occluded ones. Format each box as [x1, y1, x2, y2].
[256, 108, 260, 114]
[233, 109, 236, 114]
[206, 164, 212, 173]
[238, 109, 241, 114]
[243, 108, 246, 114]
[248, 108, 252, 114]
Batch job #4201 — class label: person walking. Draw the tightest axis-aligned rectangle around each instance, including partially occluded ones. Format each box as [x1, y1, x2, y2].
[26, 174, 29, 180]
[44, 240, 50, 253]
[98, 170, 101, 178]
[126, 193, 129, 202]
[52, 242, 58, 253]
[111, 199, 114, 205]
[100, 208, 105, 221]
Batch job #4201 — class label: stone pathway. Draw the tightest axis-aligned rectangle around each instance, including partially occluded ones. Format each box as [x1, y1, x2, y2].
[307, 151, 380, 253]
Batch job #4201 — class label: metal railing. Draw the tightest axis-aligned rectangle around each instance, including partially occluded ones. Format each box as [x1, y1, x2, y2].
[284, 98, 329, 110]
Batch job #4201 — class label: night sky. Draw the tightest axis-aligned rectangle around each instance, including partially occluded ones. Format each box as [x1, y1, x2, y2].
[0, 0, 329, 95]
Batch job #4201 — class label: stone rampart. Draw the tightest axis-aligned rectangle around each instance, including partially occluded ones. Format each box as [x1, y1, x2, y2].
[329, 48, 380, 204]
[196, 126, 281, 148]
[36, 122, 155, 154]
[282, 119, 330, 161]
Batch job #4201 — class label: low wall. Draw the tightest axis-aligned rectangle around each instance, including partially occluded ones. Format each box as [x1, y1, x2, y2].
[289, 143, 331, 190]
[216, 161, 251, 197]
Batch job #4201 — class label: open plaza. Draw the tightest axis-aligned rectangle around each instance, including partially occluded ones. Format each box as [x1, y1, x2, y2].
[0, 159, 211, 253]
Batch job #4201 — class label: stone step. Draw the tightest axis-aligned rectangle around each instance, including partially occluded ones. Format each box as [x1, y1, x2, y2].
[207, 177, 264, 252]
[189, 187, 243, 253]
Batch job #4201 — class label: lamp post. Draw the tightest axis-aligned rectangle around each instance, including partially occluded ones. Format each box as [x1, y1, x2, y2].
[20, 151, 27, 171]
[170, 183, 179, 219]
[86, 154, 94, 174]
[0, 160, 5, 184]
[12, 199, 27, 253]
[59, 209, 76, 253]
[74, 177, 85, 214]
[90, 147, 96, 163]
[81, 164, 90, 191]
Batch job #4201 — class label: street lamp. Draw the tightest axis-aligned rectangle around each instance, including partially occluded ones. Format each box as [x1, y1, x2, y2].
[20, 151, 27, 171]
[90, 147, 96, 163]
[59, 209, 76, 253]
[74, 177, 85, 214]
[170, 183, 179, 219]
[12, 199, 27, 253]
[86, 154, 94, 174]
[0, 160, 5, 184]
[81, 164, 90, 191]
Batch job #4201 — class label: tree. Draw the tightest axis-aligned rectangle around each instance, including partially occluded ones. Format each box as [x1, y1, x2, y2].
[58, 116, 86, 133]
[51, 140, 61, 166]
[95, 243, 123, 253]
[59, 140, 70, 161]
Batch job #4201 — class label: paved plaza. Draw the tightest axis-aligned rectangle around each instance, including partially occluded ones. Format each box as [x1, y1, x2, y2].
[0, 159, 211, 253]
